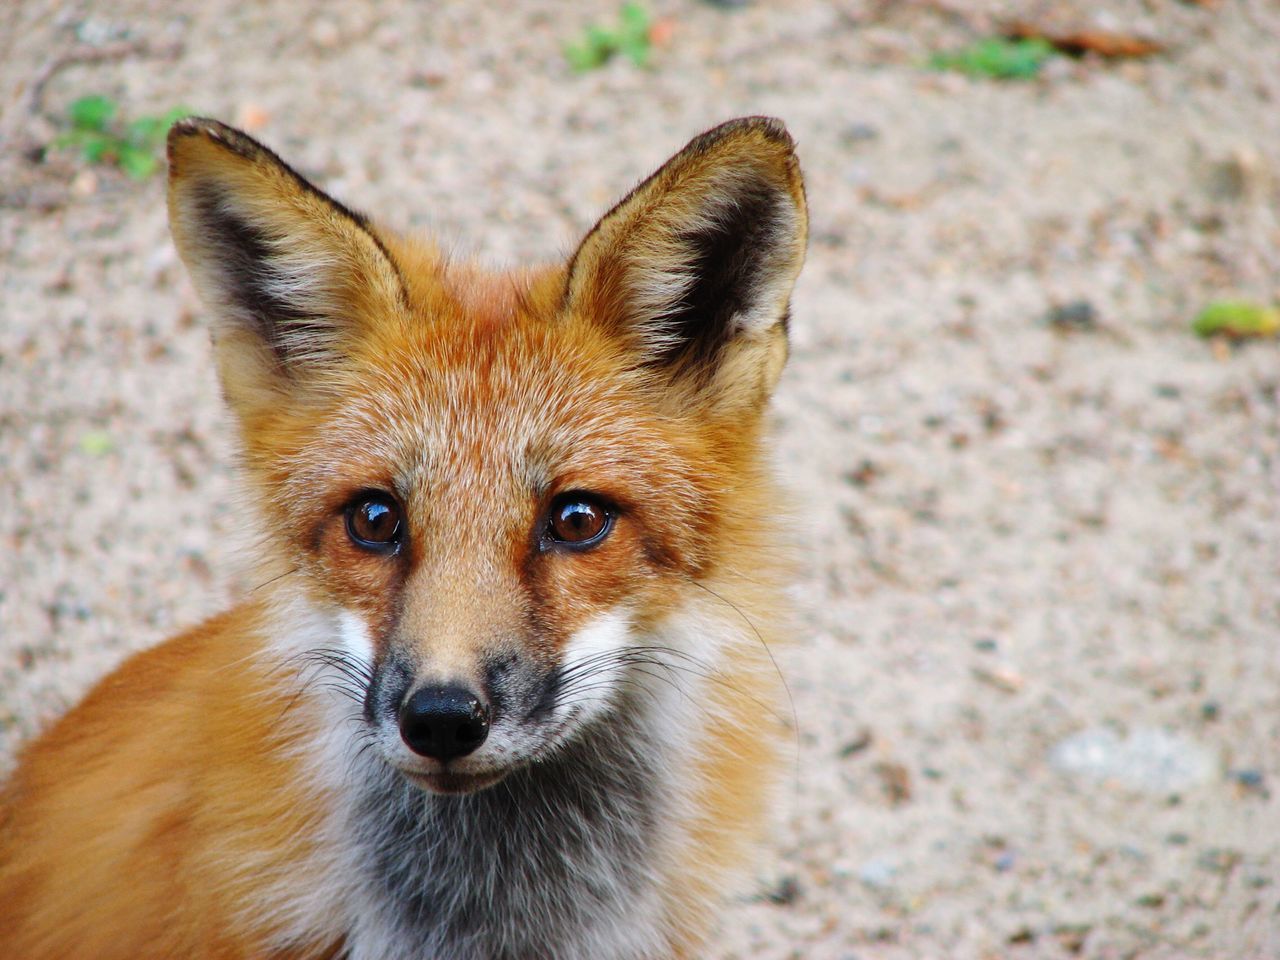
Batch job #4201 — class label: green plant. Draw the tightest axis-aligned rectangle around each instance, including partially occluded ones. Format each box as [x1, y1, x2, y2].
[1192, 300, 1280, 339]
[929, 37, 1056, 80]
[565, 2, 653, 72]
[55, 95, 190, 180]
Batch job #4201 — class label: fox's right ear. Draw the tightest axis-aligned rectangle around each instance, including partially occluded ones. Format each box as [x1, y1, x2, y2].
[166, 118, 407, 417]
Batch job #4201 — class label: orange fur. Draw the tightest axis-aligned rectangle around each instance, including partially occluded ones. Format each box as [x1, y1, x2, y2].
[0, 606, 344, 958]
[0, 117, 806, 959]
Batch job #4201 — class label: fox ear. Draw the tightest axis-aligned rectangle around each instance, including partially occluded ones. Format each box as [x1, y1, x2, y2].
[166, 118, 406, 414]
[564, 117, 807, 408]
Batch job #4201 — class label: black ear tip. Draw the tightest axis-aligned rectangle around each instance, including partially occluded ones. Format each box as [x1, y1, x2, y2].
[692, 116, 796, 152]
[744, 115, 793, 143]
[167, 116, 208, 166]
[166, 117, 266, 168]
[168, 116, 229, 146]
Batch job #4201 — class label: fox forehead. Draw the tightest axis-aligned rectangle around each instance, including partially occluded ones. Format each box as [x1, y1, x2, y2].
[275, 256, 709, 556]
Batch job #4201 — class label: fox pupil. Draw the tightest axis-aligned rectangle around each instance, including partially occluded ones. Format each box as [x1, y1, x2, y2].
[348, 496, 401, 547]
[550, 497, 607, 544]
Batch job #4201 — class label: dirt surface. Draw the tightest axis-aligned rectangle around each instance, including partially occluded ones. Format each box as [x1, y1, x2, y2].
[2, 1, 1278, 957]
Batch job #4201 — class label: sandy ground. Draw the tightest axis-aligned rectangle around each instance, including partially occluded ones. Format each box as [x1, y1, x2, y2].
[2, 1, 1278, 956]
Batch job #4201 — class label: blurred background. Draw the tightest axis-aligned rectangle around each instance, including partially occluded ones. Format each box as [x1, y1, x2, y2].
[1, 1, 1277, 956]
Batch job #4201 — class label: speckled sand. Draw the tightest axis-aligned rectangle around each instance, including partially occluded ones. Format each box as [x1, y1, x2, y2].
[2, 1, 1278, 956]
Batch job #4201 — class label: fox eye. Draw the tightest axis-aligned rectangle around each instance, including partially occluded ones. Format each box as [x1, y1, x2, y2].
[546, 493, 611, 548]
[346, 493, 403, 552]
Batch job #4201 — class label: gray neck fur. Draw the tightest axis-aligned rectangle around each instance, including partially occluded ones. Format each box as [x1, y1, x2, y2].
[343, 699, 675, 960]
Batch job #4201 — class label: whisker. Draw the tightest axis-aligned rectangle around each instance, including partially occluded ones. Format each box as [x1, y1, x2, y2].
[248, 564, 300, 594]
[550, 644, 789, 726]
[684, 578, 801, 789]
[274, 646, 374, 722]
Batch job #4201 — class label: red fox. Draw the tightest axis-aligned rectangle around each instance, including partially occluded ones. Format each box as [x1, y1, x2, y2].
[0, 116, 807, 959]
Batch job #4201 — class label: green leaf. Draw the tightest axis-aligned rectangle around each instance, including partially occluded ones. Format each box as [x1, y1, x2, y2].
[1192, 300, 1280, 339]
[69, 95, 116, 131]
[565, 41, 604, 72]
[566, 25, 617, 70]
[118, 145, 159, 180]
[586, 24, 616, 51]
[618, 2, 651, 64]
[53, 128, 89, 149]
[79, 132, 118, 164]
[566, 4, 653, 72]
[621, 36, 651, 67]
[79, 430, 115, 456]
[620, 2, 651, 35]
[930, 37, 1054, 80]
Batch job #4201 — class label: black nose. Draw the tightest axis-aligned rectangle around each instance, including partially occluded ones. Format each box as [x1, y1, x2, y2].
[398, 686, 490, 761]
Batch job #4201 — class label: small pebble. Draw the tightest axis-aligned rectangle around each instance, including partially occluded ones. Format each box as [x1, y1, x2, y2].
[1228, 769, 1266, 796]
[1046, 300, 1098, 331]
[310, 18, 341, 49]
[972, 664, 1024, 693]
[1196, 848, 1242, 874]
[841, 122, 880, 145]
[843, 459, 880, 488]
[1049, 726, 1216, 794]
[857, 857, 897, 889]
[71, 170, 98, 197]
[1206, 145, 1269, 201]
[762, 874, 801, 906]
[839, 727, 873, 757]
[873, 760, 912, 806]
[236, 103, 271, 133]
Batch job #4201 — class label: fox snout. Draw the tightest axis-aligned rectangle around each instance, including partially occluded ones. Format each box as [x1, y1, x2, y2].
[353, 628, 573, 793]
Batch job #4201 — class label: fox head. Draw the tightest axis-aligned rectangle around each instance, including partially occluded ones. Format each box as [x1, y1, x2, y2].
[167, 117, 806, 794]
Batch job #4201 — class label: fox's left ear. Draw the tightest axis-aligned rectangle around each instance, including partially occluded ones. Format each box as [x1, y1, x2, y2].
[564, 117, 807, 409]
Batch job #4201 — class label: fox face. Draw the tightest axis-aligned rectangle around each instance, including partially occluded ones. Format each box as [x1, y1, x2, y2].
[167, 118, 806, 797]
